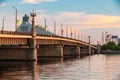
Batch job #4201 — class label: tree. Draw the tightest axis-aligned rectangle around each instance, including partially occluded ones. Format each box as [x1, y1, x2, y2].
[101, 41, 120, 50]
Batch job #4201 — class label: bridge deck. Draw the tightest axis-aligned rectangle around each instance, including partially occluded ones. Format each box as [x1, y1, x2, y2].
[0, 31, 97, 49]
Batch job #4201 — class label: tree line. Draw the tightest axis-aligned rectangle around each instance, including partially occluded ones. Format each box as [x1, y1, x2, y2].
[101, 41, 120, 50]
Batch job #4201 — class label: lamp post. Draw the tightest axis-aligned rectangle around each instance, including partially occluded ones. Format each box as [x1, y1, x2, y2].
[66, 25, 68, 37]
[2, 17, 5, 31]
[81, 32, 83, 41]
[88, 36, 91, 44]
[54, 20, 56, 35]
[61, 23, 63, 36]
[78, 30, 80, 40]
[88, 36, 91, 55]
[70, 27, 73, 38]
[13, 6, 17, 31]
[44, 18, 47, 35]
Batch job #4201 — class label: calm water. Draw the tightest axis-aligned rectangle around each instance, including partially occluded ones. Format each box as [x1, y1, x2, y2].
[0, 54, 120, 80]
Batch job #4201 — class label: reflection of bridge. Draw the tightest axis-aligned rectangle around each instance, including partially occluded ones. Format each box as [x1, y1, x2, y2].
[0, 11, 100, 60]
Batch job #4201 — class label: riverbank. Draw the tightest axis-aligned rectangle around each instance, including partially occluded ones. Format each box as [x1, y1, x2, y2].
[101, 50, 120, 54]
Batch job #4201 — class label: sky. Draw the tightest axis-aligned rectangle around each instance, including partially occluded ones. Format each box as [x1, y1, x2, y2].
[0, 0, 120, 44]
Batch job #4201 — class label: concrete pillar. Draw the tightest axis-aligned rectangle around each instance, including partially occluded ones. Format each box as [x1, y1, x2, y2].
[63, 46, 80, 56]
[76, 47, 80, 56]
[97, 45, 101, 54]
[88, 36, 91, 55]
[91, 49, 94, 54]
[0, 48, 37, 60]
[32, 61, 39, 80]
[30, 10, 37, 61]
[37, 45, 63, 58]
[88, 46, 91, 55]
[80, 48, 88, 55]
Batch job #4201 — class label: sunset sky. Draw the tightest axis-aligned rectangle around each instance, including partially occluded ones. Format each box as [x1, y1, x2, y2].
[0, 0, 120, 44]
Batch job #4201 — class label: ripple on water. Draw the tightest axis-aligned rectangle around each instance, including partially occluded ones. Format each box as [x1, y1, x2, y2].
[0, 54, 120, 80]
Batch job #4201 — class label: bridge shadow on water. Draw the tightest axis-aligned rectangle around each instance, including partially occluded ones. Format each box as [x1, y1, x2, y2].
[37, 54, 94, 65]
[0, 53, 95, 80]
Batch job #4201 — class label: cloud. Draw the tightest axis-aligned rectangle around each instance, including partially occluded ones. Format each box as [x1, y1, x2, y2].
[4, 11, 120, 31]
[33, 11, 120, 38]
[1, 15, 22, 31]
[0, 2, 6, 7]
[36, 9, 46, 13]
[22, 0, 56, 4]
[50, 11, 120, 29]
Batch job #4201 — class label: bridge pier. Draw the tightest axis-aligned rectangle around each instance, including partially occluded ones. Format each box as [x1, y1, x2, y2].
[80, 48, 95, 55]
[37, 45, 63, 58]
[96, 45, 101, 54]
[63, 46, 80, 56]
[88, 36, 91, 55]
[88, 46, 91, 55]
[80, 48, 88, 55]
[29, 10, 37, 61]
[0, 47, 37, 60]
[37, 45, 81, 58]
[91, 49, 95, 54]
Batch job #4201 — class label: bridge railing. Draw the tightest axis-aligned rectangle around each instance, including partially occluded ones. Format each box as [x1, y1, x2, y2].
[0, 30, 31, 35]
[0, 30, 88, 43]
[0, 30, 96, 46]
[37, 34, 88, 44]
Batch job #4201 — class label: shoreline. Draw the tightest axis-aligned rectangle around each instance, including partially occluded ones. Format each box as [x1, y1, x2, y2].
[101, 50, 120, 54]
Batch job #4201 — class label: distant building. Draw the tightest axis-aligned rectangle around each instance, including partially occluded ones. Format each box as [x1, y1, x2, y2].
[17, 14, 31, 32]
[105, 32, 119, 45]
[117, 38, 120, 45]
[105, 33, 112, 43]
[111, 35, 118, 45]
[16, 14, 54, 35]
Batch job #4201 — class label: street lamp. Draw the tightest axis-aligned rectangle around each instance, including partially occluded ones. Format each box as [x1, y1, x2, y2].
[1, 17, 5, 31]
[88, 36, 91, 44]
[13, 6, 17, 31]
[66, 25, 68, 37]
[44, 18, 47, 34]
[70, 27, 73, 38]
[54, 20, 56, 35]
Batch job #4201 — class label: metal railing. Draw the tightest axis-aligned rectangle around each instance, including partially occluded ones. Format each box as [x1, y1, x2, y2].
[0, 30, 31, 35]
[0, 30, 96, 47]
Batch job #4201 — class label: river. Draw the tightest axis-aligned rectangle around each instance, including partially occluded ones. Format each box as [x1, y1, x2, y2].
[0, 54, 120, 80]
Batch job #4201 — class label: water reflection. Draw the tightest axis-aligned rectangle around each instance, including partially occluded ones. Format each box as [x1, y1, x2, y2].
[0, 61, 39, 80]
[0, 54, 120, 80]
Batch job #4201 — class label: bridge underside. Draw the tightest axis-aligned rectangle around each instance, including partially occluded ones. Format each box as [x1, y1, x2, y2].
[0, 44, 97, 60]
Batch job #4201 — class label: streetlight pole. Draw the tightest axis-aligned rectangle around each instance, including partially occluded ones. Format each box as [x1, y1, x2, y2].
[70, 27, 73, 38]
[61, 23, 63, 36]
[44, 18, 47, 34]
[88, 36, 91, 55]
[66, 25, 68, 37]
[78, 30, 80, 40]
[13, 6, 17, 31]
[54, 20, 56, 35]
[80, 33, 82, 41]
[88, 36, 91, 44]
[74, 28, 76, 39]
[2, 17, 5, 31]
